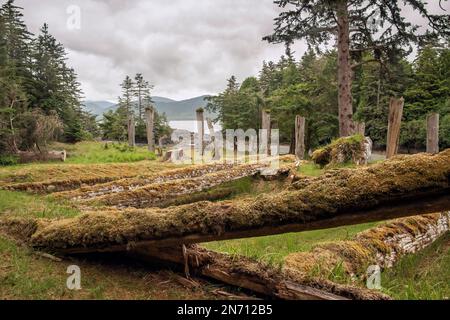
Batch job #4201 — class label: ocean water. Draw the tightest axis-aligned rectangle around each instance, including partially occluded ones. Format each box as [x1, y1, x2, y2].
[169, 120, 222, 133]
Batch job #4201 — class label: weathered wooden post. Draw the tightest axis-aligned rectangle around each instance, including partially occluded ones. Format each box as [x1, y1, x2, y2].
[206, 117, 219, 160]
[145, 106, 155, 152]
[427, 113, 439, 154]
[354, 121, 366, 136]
[128, 114, 135, 147]
[294, 115, 306, 160]
[386, 97, 404, 159]
[261, 109, 271, 156]
[196, 108, 205, 156]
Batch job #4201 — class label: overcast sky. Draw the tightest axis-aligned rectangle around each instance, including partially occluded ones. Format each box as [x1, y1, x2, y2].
[16, 0, 449, 102]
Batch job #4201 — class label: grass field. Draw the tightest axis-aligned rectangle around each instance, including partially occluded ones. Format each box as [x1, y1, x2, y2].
[382, 232, 449, 300]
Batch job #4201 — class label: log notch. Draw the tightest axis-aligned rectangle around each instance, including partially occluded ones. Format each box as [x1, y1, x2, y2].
[196, 108, 205, 157]
[294, 116, 306, 160]
[129, 245, 387, 300]
[29, 150, 450, 253]
[261, 109, 271, 156]
[427, 113, 439, 154]
[386, 97, 404, 158]
[128, 114, 136, 147]
[145, 106, 155, 152]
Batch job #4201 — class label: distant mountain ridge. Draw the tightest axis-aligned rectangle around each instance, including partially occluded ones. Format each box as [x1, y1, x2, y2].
[83, 95, 213, 121]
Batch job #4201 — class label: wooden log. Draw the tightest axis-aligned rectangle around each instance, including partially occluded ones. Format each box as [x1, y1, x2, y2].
[18, 150, 66, 163]
[130, 245, 387, 300]
[30, 150, 450, 253]
[196, 108, 205, 156]
[427, 113, 439, 154]
[145, 106, 155, 152]
[386, 97, 404, 159]
[294, 116, 306, 160]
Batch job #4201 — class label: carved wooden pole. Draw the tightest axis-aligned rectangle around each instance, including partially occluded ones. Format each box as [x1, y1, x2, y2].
[354, 121, 366, 136]
[386, 97, 404, 159]
[206, 118, 219, 160]
[261, 109, 271, 156]
[145, 106, 155, 152]
[426, 113, 439, 154]
[295, 115, 306, 160]
[196, 108, 205, 156]
[128, 114, 135, 147]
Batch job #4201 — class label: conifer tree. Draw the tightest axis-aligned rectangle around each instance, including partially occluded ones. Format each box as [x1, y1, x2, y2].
[264, 0, 449, 137]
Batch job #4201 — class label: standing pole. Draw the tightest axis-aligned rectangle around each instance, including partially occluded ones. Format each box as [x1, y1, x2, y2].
[386, 97, 404, 159]
[145, 106, 155, 152]
[261, 109, 271, 156]
[294, 115, 306, 160]
[128, 114, 136, 147]
[426, 113, 439, 154]
[196, 108, 205, 156]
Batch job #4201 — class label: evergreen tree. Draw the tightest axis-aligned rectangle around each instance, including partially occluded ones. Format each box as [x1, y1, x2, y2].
[264, 0, 449, 137]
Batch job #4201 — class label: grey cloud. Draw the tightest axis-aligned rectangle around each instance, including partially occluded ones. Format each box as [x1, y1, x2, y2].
[15, 0, 448, 101]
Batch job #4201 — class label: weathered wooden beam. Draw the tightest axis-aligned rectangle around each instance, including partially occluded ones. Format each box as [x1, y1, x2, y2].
[29, 150, 450, 253]
[128, 114, 136, 148]
[427, 113, 439, 154]
[129, 245, 361, 300]
[261, 109, 271, 156]
[196, 108, 205, 157]
[294, 116, 306, 160]
[386, 97, 404, 158]
[145, 106, 155, 152]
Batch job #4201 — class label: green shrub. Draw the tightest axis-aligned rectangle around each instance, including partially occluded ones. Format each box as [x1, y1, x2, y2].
[0, 155, 19, 166]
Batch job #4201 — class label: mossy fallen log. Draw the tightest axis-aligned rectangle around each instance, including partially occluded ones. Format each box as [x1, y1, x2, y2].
[130, 245, 389, 300]
[29, 150, 450, 252]
[284, 212, 450, 277]
[70, 162, 286, 209]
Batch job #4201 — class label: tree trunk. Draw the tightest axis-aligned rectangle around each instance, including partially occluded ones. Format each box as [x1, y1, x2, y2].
[145, 107, 155, 152]
[294, 115, 306, 160]
[336, 0, 354, 137]
[426, 113, 439, 154]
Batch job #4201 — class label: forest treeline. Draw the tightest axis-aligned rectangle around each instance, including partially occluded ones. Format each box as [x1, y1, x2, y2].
[100, 74, 171, 144]
[0, 0, 169, 158]
[0, 1, 99, 155]
[207, 45, 450, 152]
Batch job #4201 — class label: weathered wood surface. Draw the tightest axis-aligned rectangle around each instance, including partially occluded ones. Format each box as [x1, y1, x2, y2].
[196, 109, 205, 156]
[18, 150, 66, 163]
[261, 110, 271, 155]
[294, 116, 306, 160]
[28, 150, 450, 253]
[427, 113, 439, 154]
[145, 107, 155, 152]
[128, 114, 135, 147]
[386, 97, 404, 158]
[130, 245, 387, 300]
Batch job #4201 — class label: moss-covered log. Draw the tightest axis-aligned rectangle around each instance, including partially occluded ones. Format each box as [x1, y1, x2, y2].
[284, 212, 450, 277]
[29, 150, 450, 252]
[130, 245, 389, 300]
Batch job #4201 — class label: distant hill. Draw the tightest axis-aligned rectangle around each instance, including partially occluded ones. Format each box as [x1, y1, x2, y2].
[82, 100, 116, 118]
[83, 95, 214, 121]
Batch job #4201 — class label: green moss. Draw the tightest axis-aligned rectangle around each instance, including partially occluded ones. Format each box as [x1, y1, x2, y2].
[28, 150, 450, 251]
[312, 134, 366, 167]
